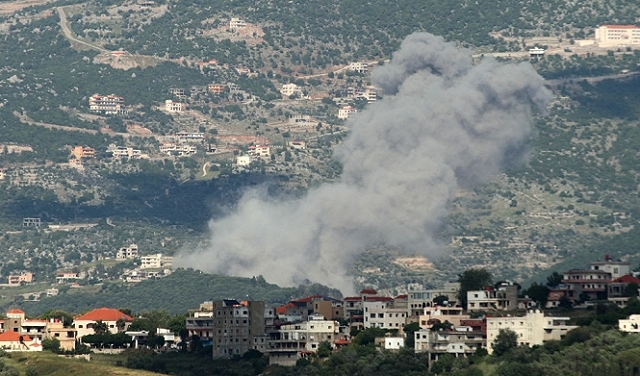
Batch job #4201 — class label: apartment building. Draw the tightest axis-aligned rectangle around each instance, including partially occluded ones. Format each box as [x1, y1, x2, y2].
[280, 83, 302, 97]
[165, 99, 185, 113]
[595, 25, 640, 47]
[415, 326, 485, 364]
[107, 144, 142, 160]
[187, 301, 214, 346]
[363, 296, 408, 332]
[248, 145, 270, 159]
[267, 315, 339, 366]
[71, 145, 95, 159]
[486, 310, 576, 354]
[7, 272, 33, 286]
[337, 105, 357, 119]
[140, 254, 174, 269]
[211, 300, 266, 358]
[467, 283, 518, 312]
[408, 283, 460, 317]
[208, 84, 225, 94]
[88, 94, 127, 115]
[418, 306, 470, 329]
[116, 244, 139, 260]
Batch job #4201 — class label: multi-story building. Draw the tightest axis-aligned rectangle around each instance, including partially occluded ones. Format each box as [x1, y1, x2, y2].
[55, 272, 79, 284]
[43, 319, 77, 351]
[71, 146, 95, 159]
[73, 307, 134, 339]
[415, 326, 485, 364]
[467, 283, 518, 312]
[116, 244, 139, 259]
[349, 61, 368, 73]
[590, 258, 629, 279]
[408, 283, 460, 317]
[229, 17, 246, 29]
[165, 100, 185, 113]
[187, 301, 214, 346]
[267, 315, 339, 366]
[89, 94, 127, 115]
[248, 145, 270, 159]
[595, 25, 640, 47]
[418, 306, 470, 329]
[140, 254, 173, 269]
[7, 272, 33, 286]
[211, 300, 266, 358]
[176, 131, 204, 143]
[337, 105, 357, 119]
[561, 268, 611, 302]
[107, 144, 142, 160]
[208, 84, 226, 94]
[281, 83, 302, 97]
[486, 310, 576, 354]
[363, 296, 408, 332]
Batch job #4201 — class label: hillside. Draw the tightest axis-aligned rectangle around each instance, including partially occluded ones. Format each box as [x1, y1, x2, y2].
[6, 269, 342, 315]
[0, 0, 640, 298]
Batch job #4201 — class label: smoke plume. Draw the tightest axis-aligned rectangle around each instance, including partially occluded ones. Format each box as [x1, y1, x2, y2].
[176, 33, 551, 293]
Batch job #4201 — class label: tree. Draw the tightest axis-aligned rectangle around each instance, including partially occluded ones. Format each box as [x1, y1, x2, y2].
[492, 328, 518, 357]
[92, 320, 109, 335]
[116, 318, 127, 332]
[546, 272, 563, 288]
[433, 295, 449, 306]
[624, 282, 639, 298]
[458, 268, 492, 309]
[523, 283, 550, 307]
[403, 322, 421, 349]
[316, 341, 332, 358]
[42, 337, 61, 353]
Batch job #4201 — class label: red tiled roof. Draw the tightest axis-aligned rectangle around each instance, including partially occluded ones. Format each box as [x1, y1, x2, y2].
[343, 297, 361, 301]
[334, 339, 350, 345]
[275, 305, 287, 315]
[74, 308, 133, 322]
[7, 309, 24, 314]
[0, 332, 30, 342]
[395, 294, 408, 300]
[613, 275, 640, 284]
[360, 289, 377, 295]
[603, 25, 638, 29]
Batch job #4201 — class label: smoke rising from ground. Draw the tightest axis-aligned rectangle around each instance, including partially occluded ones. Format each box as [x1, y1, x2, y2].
[176, 33, 551, 293]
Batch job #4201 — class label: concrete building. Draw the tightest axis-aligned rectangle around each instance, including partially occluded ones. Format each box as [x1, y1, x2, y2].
[89, 94, 127, 115]
[267, 315, 339, 366]
[116, 244, 139, 260]
[486, 310, 576, 354]
[363, 296, 407, 332]
[467, 283, 518, 312]
[229, 17, 246, 29]
[590, 259, 629, 280]
[418, 306, 470, 329]
[186, 301, 214, 346]
[165, 99, 185, 113]
[236, 155, 251, 167]
[382, 336, 404, 350]
[561, 269, 611, 302]
[176, 131, 204, 143]
[211, 300, 266, 358]
[43, 320, 77, 351]
[288, 140, 306, 150]
[140, 254, 174, 269]
[595, 25, 640, 47]
[337, 105, 357, 119]
[349, 61, 368, 73]
[528, 47, 545, 58]
[248, 145, 270, 159]
[408, 283, 460, 317]
[208, 84, 225, 94]
[7, 272, 33, 286]
[73, 307, 133, 339]
[280, 83, 302, 97]
[55, 272, 79, 284]
[71, 146, 95, 159]
[619, 314, 640, 332]
[107, 145, 142, 160]
[415, 326, 485, 363]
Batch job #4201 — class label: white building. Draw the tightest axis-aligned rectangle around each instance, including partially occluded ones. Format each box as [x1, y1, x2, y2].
[236, 155, 251, 167]
[248, 145, 270, 159]
[590, 259, 629, 279]
[467, 283, 518, 312]
[349, 61, 369, 73]
[595, 25, 640, 47]
[619, 314, 640, 332]
[107, 144, 142, 160]
[230, 17, 246, 29]
[88, 94, 127, 115]
[363, 297, 407, 331]
[486, 310, 577, 354]
[165, 99, 185, 113]
[383, 336, 405, 350]
[418, 306, 469, 329]
[116, 244, 139, 260]
[73, 308, 133, 339]
[140, 254, 174, 269]
[414, 326, 485, 363]
[337, 105, 357, 119]
[529, 47, 545, 57]
[268, 316, 339, 366]
[281, 83, 302, 97]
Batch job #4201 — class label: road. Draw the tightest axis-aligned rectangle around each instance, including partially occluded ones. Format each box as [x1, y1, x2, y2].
[57, 7, 111, 53]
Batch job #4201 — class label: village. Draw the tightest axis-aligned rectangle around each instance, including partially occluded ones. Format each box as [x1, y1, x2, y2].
[0, 256, 638, 369]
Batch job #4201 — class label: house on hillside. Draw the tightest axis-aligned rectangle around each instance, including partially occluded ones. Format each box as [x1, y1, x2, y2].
[73, 307, 133, 339]
[0, 331, 41, 352]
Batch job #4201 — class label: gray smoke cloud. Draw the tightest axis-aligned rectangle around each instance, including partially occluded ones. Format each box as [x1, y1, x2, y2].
[176, 33, 551, 294]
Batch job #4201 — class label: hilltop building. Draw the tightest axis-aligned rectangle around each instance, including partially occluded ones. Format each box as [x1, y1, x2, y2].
[88, 94, 127, 115]
[116, 244, 139, 260]
[595, 25, 640, 47]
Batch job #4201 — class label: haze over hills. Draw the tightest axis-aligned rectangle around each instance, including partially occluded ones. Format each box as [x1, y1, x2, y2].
[0, 0, 640, 306]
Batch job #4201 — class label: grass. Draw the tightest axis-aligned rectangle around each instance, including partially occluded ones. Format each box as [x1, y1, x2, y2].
[2, 351, 164, 376]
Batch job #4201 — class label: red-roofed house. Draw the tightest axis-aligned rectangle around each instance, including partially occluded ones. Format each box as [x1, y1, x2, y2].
[0, 331, 41, 351]
[73, 308, 133, 339]
[609, 275, 640, 299]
